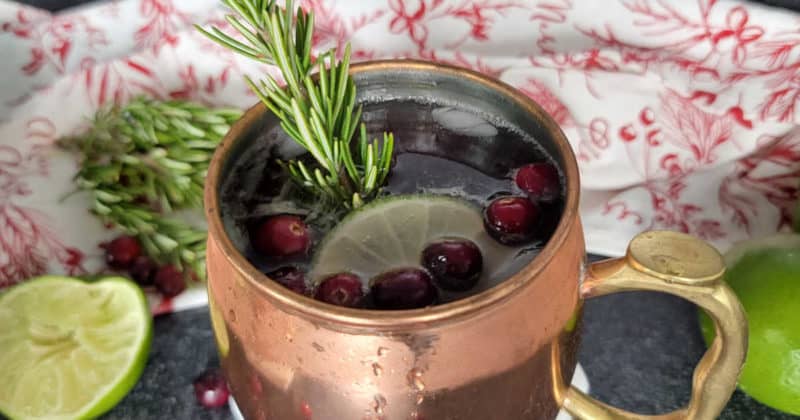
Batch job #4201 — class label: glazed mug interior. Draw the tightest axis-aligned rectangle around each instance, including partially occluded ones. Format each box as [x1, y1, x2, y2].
[204, 60, 746, 420]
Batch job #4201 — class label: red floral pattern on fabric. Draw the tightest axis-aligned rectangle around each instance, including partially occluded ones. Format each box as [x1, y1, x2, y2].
[0, 0, 797, 312]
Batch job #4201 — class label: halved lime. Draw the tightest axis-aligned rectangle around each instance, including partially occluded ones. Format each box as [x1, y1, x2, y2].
[699, 234, 800, 415]
[311, 195, 524, 288]
[0, 276, 152, 420]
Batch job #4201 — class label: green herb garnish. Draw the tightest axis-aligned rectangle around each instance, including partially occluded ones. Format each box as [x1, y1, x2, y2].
[59, 97, 242, 279]
[197, 0, 394, 209]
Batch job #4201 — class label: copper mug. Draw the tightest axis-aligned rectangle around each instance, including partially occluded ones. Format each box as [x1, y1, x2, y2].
[204, 60, 747, 419]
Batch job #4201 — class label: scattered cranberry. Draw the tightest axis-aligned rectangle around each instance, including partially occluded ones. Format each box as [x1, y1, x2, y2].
[251, 215, 310, 258]
[193, 368, 230, 409]
[515, 163, 559, 201]
[103, 235, 142, 269]
[371, 268, 438, 310]
[154, 265, 186, 298]
[422, 239, 483, 291]
[129, 256, 157, 286]
[314, 273, 364, 308]
[484, 196, 540, 245]
[266, 266, 309, 295]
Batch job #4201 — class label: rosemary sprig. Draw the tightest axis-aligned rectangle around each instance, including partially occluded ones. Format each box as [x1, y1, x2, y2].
[60, 97, 242, 279]
[197, 0, 394, 209]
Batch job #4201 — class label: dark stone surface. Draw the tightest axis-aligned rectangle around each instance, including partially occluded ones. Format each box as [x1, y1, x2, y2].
[100, 311, 231, 420]
[100, 291, 798, 419]
[579, 291, 797, 420]
[17, 0, 103, 11]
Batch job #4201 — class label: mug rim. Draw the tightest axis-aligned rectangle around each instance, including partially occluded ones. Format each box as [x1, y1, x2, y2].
[204, 59, 581, 330]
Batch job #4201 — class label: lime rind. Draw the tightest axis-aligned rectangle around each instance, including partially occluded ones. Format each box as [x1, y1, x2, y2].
[700, 234, 800, 415]
[311, 194, 522, 287]
[0, 276, 152, 420]
[724, 232, 800, 267]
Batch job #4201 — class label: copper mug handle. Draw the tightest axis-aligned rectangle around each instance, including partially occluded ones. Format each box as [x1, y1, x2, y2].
[562, 231, 748, 420]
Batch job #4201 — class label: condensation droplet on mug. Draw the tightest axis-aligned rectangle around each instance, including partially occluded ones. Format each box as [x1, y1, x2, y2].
[285, 333, 293, 343]
[377, 346, 389, 357]
[228, 309, 237, 322]
[312, 342, 325, 352]
[415, 392, 424, 405]
[407, 368, 425, 391]
[373, 394, 387, 415]
[248, 371, 264, 396]
[372, 362, 383, 377]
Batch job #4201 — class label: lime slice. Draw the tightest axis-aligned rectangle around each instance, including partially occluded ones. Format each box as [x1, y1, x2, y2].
[700, 234, 800, 415]
[0, 276, 152, 420]
[311, 195, 523, 287]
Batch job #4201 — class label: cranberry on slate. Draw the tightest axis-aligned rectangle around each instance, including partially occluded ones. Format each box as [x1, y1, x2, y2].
[129, 256, 157, 286]
[422, 239, 483, 292]
[314, 273, 364, 308]
[154, 265, 186, 298]
[484, 196, 540, 245]
[371, 268, 438, 310]
[193, 368, 230, 409]
[515, 163, 559, 201]
[251, 215, 310, 258]
[267, 266, 309, 295]
[103, 235, 142, 269]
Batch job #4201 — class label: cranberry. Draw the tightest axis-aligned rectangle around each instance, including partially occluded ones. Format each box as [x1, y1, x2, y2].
[267, 266, 309, 295]
[103, 235, 142, 269]
[515, 163, 559, 201]
[129, 256, 157, 286]
[314, 273, 364, 308]
[484, 196, 540, 245]
[154, 265, 186, 298]
[422, 239, 483, 291]
[251, 215, 310, 258]
[193, 368, 230, 408]
[371, 268, 438, 310]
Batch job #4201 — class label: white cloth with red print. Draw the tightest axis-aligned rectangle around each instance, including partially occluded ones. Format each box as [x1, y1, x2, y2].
[1, 0, 798, 313]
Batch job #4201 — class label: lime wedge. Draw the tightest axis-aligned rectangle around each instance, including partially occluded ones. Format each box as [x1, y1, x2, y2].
[0, 276, 152, 420]
[311, 195, 523, 287]
[700, 234, 800, 415]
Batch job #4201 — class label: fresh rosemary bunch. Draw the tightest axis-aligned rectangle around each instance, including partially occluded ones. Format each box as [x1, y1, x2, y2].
[60, 97, 242, 279]
[197, 0, 394, 209]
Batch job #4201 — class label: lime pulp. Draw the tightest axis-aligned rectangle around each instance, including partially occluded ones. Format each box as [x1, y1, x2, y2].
[0, 276, 152, 420]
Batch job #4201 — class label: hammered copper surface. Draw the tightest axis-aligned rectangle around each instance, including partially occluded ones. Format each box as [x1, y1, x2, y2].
[204, 61, 747, 420]
[204, 60, 584, 420]
[207, 230, 582, 419]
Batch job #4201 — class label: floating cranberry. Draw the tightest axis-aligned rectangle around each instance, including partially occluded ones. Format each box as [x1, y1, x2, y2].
[154, 265, 186, 298]
[267, 266, 309, 295]
[103, 235, 142, 269]
[484, 196, 540, 245]
[515, 163, 559, 201]
[251, 215, 310, 257]
[422, 239, 483, 291]
[129, 256, 157, 286]
[193, 368, 230, 409]
[371, 268, 438, 310]
[314, 273, 364, 308]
